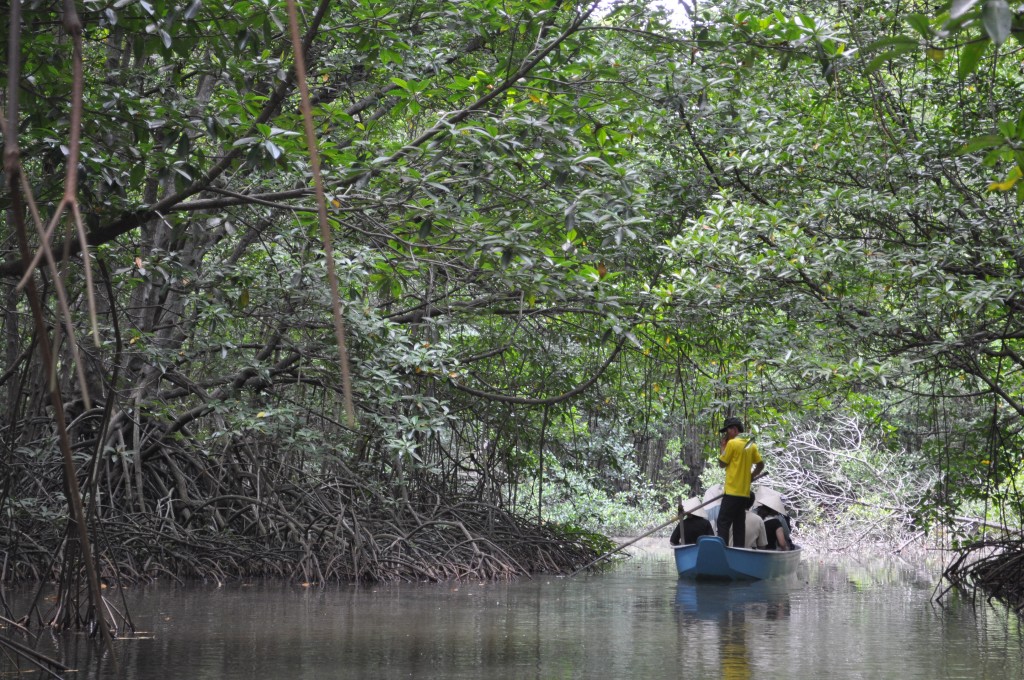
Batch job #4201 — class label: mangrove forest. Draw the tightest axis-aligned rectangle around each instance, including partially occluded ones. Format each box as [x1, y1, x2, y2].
[2, 0, 1024, 637]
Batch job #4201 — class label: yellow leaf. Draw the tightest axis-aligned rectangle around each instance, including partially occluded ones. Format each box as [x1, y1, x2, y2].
[988, 166, 1023, 192]
[257, 411, 267, 418]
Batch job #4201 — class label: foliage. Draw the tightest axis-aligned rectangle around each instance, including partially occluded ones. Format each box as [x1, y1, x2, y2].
[537, 455, 677, 536]
[2, 0, 1024, 603]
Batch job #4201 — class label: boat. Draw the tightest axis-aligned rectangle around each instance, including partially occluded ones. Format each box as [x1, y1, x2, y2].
[673, 535, 802, 580]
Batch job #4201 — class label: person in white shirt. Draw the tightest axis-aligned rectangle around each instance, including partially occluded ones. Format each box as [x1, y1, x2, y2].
[726, 492, 768, 549]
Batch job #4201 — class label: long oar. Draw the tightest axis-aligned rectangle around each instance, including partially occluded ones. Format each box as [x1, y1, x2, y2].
[569, 466, 765, 577]
[567, 492, 725, 577]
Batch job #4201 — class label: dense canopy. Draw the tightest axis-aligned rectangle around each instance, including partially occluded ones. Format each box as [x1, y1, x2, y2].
[3, 0, 1024, 632]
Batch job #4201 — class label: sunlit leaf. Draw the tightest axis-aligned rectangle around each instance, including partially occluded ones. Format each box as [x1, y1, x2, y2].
[263, 141, 282, 159]
[981, 0, 1012, 46]
[950, 0, 982, 18]
[987, 166, 1022, 191]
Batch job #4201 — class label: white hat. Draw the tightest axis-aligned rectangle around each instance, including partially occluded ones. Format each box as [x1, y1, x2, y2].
[681, 497, 709, 519]
[753, 486, 786, 515]
[702, 484, 724, 508]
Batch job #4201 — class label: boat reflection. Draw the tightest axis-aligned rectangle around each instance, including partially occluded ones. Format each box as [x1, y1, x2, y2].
[675, 579, 795, 680]
[674, 578, 794, 622]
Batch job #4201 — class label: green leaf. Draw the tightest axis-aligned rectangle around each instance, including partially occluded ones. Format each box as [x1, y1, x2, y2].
[861, 35, 919, 54]
[956, 134, 1004, 154]
[982, 0, 1012, 46]
[380, 49, 403, 65]
[957, 38, 989, 79]
[417, 218, 433, 240]
[982, 148, 1004, 166]
[864, 44, 919, 75]
[906, 13, 932, 38]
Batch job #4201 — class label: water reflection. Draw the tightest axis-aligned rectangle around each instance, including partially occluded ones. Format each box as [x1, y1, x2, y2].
[675, 579, 795, 680]
[2, 554, 1023, 680]
[721, 608, 750, 680]
[675, 579, 793, 622]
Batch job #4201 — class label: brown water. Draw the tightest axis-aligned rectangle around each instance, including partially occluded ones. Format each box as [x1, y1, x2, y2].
[3, 544, 1022, 679]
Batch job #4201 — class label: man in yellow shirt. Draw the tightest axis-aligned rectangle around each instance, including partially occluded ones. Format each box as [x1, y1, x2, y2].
[717, 416, 765, 549]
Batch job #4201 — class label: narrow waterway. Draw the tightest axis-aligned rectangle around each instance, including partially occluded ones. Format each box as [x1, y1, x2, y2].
[3, 543, 1022, 679]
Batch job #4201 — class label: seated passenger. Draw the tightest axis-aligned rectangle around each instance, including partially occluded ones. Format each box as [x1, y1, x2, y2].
[669, 498, 715, 546]
[726, 492, 768, 549]
[754, 495, 793, 551]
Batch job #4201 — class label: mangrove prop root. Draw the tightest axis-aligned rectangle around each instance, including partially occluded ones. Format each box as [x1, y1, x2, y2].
[939, 535, 1024, 615]
[1, 438, 603, 593]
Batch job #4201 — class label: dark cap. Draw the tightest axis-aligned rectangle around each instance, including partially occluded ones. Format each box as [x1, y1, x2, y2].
[718, 416, 744, 433]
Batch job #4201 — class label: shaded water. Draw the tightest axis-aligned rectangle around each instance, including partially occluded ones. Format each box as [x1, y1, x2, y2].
[3, 544, 1023, 679]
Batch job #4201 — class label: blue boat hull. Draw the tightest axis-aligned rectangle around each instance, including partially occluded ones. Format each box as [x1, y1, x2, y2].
[673, 535, 802, 580]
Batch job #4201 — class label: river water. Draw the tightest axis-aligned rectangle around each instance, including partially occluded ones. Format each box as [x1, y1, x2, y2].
[3, 543, 1022, 679]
